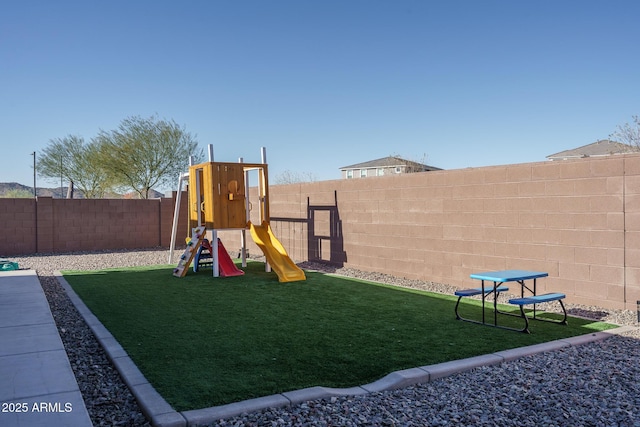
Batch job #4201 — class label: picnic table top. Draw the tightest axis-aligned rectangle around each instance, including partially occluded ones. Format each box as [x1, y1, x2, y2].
[469, 270, 548, 282]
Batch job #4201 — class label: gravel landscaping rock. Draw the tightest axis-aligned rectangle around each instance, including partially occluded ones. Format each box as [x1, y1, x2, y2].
[11, 250, 640, 426]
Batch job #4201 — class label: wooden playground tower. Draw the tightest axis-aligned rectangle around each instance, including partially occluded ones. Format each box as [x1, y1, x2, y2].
[169, 146, 306, 282]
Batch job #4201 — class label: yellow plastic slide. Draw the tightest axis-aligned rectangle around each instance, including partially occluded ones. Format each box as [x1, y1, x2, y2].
[248, 221, 306, 283]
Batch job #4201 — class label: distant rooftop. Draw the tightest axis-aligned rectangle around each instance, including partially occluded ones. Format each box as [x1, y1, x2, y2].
[340, 156, 442, 171]
[547, 139, 639, 161]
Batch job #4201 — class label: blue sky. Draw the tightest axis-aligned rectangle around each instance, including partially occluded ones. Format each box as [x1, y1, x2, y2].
[2, 0, 639, 191]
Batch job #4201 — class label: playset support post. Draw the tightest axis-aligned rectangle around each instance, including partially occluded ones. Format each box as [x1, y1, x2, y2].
[207, 146, 219, 278]
[259, 147, 271, 272]
[239, 156, 248, 267]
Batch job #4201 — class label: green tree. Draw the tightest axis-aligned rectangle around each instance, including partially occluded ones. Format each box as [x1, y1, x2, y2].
[36, 135, 111, 198]
[79, 141, 113, 198]
[96, 115, 203, 199]
[2, 189, 33, 198]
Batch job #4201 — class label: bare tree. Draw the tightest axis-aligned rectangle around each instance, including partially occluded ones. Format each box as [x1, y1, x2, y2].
[273, 169, 317, 185]
[389, 152, 433, 173]
[611, 115, 640, 149]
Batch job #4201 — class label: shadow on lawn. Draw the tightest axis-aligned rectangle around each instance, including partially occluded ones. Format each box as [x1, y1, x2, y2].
[566, 307, 610, 321]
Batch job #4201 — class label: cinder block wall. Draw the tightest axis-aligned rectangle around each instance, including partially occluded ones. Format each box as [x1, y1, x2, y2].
[35, 198, 163, 253]
[222, 154, 640, 311]
[0, 198, 37, 255]
[2, 156, 639, 310]
[0, 195, 186, 256]
[623, 155, 640, 311]
[161, 192, 189, 247]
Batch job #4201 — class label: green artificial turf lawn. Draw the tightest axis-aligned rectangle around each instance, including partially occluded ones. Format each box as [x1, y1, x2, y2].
[63, 261, 615, 411]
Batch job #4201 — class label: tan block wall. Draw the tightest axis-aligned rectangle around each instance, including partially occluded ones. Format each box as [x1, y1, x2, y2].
[623, 156, 640, 309]
[47, 199, 161, 252]
[221, 155, 640, 311]
[0, 194, 186, 256]
[2, 155, 639, 310]
[160, 192, 189, 247]
[0, 198, 37, 255]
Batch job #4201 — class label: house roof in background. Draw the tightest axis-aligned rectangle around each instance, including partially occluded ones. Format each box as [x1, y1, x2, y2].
[546, 139, 638, 160]
[340, 156, 442, 171]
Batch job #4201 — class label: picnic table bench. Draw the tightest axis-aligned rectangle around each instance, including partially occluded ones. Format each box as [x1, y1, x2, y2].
[455, 270, 567, 333]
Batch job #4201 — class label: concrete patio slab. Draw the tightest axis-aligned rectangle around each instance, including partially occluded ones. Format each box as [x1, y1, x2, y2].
[0, 350, 79, 401]
[0, 270, 92, 427]
[0, 390, 89, 427]
[0, 287, 54, 327]
[0, 323, 63, 357]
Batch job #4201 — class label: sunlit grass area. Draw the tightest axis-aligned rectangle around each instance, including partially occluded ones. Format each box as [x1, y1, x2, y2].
[64, 261, 615, 411]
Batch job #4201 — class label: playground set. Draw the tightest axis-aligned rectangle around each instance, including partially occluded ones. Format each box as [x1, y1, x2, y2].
[169, 146, 306, 283]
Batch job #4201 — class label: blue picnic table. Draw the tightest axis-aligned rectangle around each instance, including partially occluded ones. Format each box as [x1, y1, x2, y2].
[456, 270, 566, 333]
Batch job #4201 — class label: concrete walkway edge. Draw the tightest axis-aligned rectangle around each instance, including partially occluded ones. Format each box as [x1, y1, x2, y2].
[55, 271, 637, 427]
[0, 270, 93, 427]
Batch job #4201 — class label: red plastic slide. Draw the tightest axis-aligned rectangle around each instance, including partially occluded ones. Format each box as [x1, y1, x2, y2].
[217, 239, 245, 277]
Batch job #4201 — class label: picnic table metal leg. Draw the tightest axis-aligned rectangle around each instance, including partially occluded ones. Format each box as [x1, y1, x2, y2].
[455, 286, 508, 325]
[533, 278, 537, 319]
[514, 297, 567, 333]
[481, 280, 486, 324]
[493, 281, 498, 326]
[517, 305, 531, 333]
[454, 296, 463, 320]
[558, 299, 568, 325]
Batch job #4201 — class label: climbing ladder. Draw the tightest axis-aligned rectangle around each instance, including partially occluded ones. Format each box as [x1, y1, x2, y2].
[193, 239, 214, 272]
[172, 226, 206, 277]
